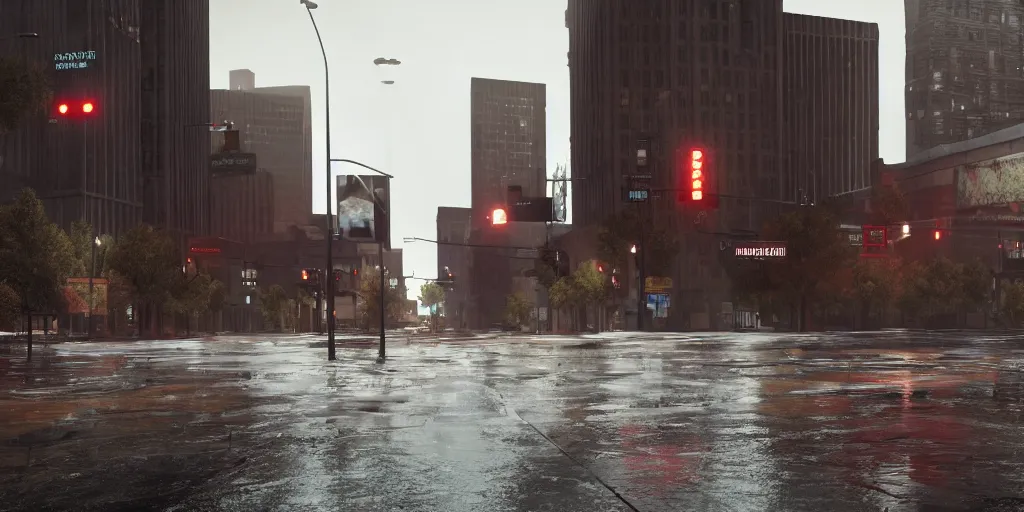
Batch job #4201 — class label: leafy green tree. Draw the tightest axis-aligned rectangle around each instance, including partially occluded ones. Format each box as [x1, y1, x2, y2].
[961, 259, 993, 314]
[753, 204, 857, 331]
[107, 225, 180, 336]
[851, 258, 902, 328]
[0, 57, 52, 134]
[0, 282, 19, 332]
[898, 257, 966, 326]
[597, 208, 677, 275]
[869, 182, 909, 226]
[418, 282, 445, 331]
[257, 284, 289, 332]
[504, 292, 534, 330]
[358, 267, 406, 330]
[0, 189, 77, 355]
[1001, 281, 1024, 327]
[548, 276, 576, 331]
[168, 272, 220, 335]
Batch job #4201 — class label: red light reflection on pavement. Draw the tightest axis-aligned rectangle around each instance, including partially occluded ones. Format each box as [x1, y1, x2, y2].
[619, 424, 702, 493]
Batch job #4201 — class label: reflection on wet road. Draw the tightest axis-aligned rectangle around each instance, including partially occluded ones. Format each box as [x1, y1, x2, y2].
[2, 331, 1024, 511]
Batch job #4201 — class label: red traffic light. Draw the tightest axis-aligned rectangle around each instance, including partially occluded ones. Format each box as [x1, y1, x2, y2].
[82, 102, 94, 113]
[690, 148, 704, 201]
[491, 208, 508, 225]
[934, 230, 942, 241]
[58, 103, 69, 115]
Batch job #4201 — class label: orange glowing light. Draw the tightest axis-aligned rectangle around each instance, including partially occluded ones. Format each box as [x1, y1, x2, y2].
[491, 208, 508, 225]
[82, 102, 94, 113]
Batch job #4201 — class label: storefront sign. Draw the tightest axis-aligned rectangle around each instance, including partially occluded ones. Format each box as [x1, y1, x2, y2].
[734, 241, 787, 258]
[645, 277, 673, 294]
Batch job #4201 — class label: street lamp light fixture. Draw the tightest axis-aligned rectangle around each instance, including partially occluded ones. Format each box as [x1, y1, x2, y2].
[630, 245, 637, 254]
[300, 0, 318, 8]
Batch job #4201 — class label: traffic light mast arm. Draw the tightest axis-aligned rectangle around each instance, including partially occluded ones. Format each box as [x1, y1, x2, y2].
[403, 237, 538, 251]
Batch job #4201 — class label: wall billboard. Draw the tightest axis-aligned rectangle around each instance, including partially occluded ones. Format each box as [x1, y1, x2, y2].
[957, 152, 1024, 209]
[336, 174, 391, 249]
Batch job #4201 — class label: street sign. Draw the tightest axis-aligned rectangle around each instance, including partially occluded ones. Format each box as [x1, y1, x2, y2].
[623, 188, 650, 202]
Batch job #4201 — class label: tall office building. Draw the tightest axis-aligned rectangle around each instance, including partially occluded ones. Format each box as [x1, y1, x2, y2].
[470, 77, 547, 226]
[0, 1, 143, 235]
[782, 14, 879, 203]
[567, 1, 878, 329]
[468, 78, 548, 328]
[906, 0, 1024, 157]
[140, 1, 211, 241]
[566, 0, 783, 230]
[436, 207, 472, 328]
[210, 71, 313, 232]
[567, 0, 783, 329]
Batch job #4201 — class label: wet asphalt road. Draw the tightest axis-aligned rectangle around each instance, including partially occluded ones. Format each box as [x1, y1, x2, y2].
[1, 331, 1023, 512]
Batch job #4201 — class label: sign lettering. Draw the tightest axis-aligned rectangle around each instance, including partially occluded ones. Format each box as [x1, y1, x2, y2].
[734, 241, 787, 259]
[53, 51, 97, 71]
[190, 247, 222, 254]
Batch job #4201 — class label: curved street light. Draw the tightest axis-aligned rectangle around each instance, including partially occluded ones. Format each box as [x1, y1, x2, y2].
[299, 0, 339, 361]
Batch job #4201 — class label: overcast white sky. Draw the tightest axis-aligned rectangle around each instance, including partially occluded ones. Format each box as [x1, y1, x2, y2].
[209, 0, 905, 284]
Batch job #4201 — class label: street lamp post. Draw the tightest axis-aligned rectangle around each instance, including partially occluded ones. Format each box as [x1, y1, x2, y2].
[300, 0, 338, 361]
[88, 236, 101, 336]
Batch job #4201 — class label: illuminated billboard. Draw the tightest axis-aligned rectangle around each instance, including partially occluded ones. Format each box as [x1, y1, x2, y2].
[336, 174, 391, 249]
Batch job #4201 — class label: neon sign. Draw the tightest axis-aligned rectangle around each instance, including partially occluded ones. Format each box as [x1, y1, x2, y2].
[54, 51, 97, 71]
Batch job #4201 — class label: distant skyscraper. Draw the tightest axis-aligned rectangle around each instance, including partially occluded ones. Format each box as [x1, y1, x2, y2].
[140, 1, 212, 242]
[0, 0, 143, 235]
[470, 77, 547, 226]
[436, 207, 472, 327]
[905, 0, 1024, 158]
[782, 13, 879, 203]
[210, 71, 313, 232]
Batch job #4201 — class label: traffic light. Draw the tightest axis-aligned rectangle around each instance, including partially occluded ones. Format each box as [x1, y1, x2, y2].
[934, 230, 942, 241]
[56, 99, 98, 118]
[301, 269, 310, 281]
[491, 208, 508, 226]
[690, 148, 704, 201]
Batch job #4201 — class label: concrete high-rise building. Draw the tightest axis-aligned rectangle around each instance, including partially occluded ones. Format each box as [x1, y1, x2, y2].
[566, 1, 879, 330]
[905, 0, 1024, 158]
[782, 14, 879, 203]
[436, 207, 472, 328]
[140, 1, 211, 242]
[210, 71, 313, 233]
[468, 78, 548, 329]
[0, 1, 143, 235]
[566, 0, 784, 329]
[470, 77, 547, 226]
